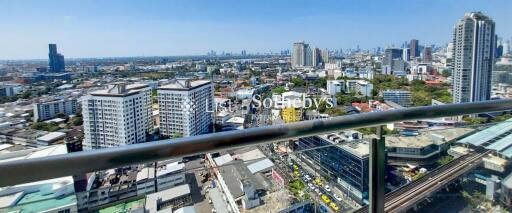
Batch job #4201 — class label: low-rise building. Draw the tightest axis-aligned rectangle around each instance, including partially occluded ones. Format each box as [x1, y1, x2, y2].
[282, 108, 302, 123]
[33, 98, 78, 121]
[383, 90, 412, 107]
[385, 128, 473, 166]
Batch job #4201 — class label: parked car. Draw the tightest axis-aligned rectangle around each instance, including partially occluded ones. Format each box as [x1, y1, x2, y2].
[324, 185, 331, 192]
[319, 205, 328, 213]
[321, 194, 331, 204]
[333, 194, 342, 201]
[330, 203, 340, 212]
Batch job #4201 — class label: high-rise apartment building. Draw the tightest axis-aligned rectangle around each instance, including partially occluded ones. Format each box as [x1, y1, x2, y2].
[292, 42, 313, 68]
[452, 12, 495, 103]
[410, 39, 420, 58]
[158, 79, 213, 137]
[82, 83, 153, 150]
[48, 44, 65, 72]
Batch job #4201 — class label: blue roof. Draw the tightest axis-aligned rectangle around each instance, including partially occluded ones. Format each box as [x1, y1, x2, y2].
[486, 133, 512, 151]
[502, 146, 512, 158]
[457, 119, 512, 146]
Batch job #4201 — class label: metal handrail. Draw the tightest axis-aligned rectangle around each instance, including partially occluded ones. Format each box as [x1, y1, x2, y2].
[0, 99, 511, 187]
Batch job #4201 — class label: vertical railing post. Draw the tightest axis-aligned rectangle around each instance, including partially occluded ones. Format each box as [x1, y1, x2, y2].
[369, 125, 385, 213]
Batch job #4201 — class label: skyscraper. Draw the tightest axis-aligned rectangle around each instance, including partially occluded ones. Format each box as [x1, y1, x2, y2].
[158, 79, 214, 137]
[82, 83, 153, 150]
[422, 46, 432, 63]
[402, 48, 411, 61]
[292, 42, 313, 68]
[410, 39, 420, 59]
[383, 48, 403, 66]
[312, 48, 320, 67]
[48, 44, 65, 72]
[452, 12, 495, 103]
[321, 48, 330, 64]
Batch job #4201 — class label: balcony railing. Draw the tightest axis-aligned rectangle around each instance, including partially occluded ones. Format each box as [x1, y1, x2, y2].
[2, 99, 512, 187]
[1, 99, 512, 213]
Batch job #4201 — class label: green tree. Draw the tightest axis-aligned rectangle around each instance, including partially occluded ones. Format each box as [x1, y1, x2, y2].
[437, 156, 453, 166]
[291, 77, 305, 87]
[272, 86, 286, 95]
[31, 122, 60, 132]
[491, 114, 512, 122]
[72, 117, 83, 126]
[463, 117, 487, 124]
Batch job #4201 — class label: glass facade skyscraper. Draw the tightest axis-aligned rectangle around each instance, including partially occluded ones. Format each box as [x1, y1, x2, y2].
[48, 43, 65, 72]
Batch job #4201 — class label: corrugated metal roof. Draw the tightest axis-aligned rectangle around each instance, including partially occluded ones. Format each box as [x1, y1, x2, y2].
[486, 133, 512, 151]
[458, 119, 512, 146]
[247, 158, 274, 174]
[214, 154, 233, 166]
[501, 146, 512, 158]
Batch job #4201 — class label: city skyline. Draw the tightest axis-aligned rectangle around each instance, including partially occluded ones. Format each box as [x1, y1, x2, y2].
[1, 0, 512, 59]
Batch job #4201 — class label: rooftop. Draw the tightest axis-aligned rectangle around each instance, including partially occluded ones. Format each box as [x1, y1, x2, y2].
[90, 83, 148, 97]
[457, 119, 512, 158]
[386, 128, 474, 148]
[36, 131, 66, 142]
[159, 79, 211, 90]
[318, 133, 369, 157]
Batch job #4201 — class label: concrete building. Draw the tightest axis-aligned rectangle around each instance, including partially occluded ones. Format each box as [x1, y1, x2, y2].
[82, 83, 153, 150]
[326, 80, 344, 95]
[292, 42, 313, 68]
[33, 98, 78, 121]
[346, 80, 374, 97]
[452, 12, 495, 103]
[383, 90, 412, 107]
[383, 48, 403, 67]
[282, 107, 302, 123]
[158, 79, 213, 137]
[386, 128, 473, 166]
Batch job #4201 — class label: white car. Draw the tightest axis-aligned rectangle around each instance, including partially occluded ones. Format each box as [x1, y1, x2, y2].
[324, 185, 331, 192]
[333, 194, 342, 201]
[315, 188, 321, 194]
[308, 183, 314, 188]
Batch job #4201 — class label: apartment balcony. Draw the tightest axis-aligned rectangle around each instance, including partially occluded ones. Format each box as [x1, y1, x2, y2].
[1, 99, 512, 213]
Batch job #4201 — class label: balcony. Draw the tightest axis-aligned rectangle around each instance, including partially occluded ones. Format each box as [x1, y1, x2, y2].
[1, 99, 512, 213]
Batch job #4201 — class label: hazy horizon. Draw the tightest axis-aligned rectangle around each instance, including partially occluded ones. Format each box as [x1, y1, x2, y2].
[1, 0, 511, 60]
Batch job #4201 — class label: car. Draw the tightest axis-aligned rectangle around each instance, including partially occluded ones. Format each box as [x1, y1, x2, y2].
[304, 174, 311, 181]
[333, 194, 342, 201]
[307, 183, 314, 188]
[324, 185, 331, 192]
[330, 203, 340, 212]
[315, 188, 321, 195]
[321, 194, 331, 204]
[314, 178, 323, 186]
[319, 205, 328, 213]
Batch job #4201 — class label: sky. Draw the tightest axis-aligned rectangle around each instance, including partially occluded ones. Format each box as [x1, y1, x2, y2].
[0, 0, 511, 59]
